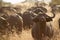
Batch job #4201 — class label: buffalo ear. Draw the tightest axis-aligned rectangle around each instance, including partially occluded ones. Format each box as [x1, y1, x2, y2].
[46, 17, 53, 22]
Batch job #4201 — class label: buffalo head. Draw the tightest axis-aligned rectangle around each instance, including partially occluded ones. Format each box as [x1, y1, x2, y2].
[33, 12, 55, 22]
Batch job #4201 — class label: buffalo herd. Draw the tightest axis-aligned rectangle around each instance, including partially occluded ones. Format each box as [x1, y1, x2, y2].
[0, 5, 60, 40]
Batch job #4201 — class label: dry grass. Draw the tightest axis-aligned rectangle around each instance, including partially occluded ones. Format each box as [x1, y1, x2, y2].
[0, 29, 34, 40]
[0, 29, 60, 40]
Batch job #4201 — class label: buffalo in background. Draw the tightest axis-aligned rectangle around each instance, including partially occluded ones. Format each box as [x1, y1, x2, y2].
[21, 11, 37, 30]
[0, 7, 23, 35]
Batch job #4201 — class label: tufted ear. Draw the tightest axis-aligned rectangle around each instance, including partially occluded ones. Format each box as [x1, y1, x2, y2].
[46, 17, 53, 22]
[43, 14, 53, 22]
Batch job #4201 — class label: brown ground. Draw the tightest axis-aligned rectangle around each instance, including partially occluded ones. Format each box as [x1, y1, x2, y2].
[0, 28, 60, 40]
[0, 29, 34, 40]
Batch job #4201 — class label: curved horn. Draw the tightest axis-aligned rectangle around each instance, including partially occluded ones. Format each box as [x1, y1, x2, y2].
[50, 11, 55, 18]
[32, 7, 47, 14]
[0, 17, 6, 20]
[10, 7, 17, 13]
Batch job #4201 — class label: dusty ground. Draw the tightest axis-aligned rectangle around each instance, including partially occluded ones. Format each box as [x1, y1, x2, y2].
[0, 29, 34, 40]
[0, 29, 60, 40]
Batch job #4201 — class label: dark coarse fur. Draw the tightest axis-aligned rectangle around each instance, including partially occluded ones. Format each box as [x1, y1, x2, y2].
[7, 14, 23, 34]
[31, 13, 54, 40]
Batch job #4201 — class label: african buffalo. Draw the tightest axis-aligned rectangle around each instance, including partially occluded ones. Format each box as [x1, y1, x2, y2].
[7, 14, 23, 34]
[2, 7, 23, 34]
[22, 11, 37, 30]
[31, 12, 55, 40]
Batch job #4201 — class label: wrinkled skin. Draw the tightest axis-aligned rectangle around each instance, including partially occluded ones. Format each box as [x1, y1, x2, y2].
[32, 13, 54, 40]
